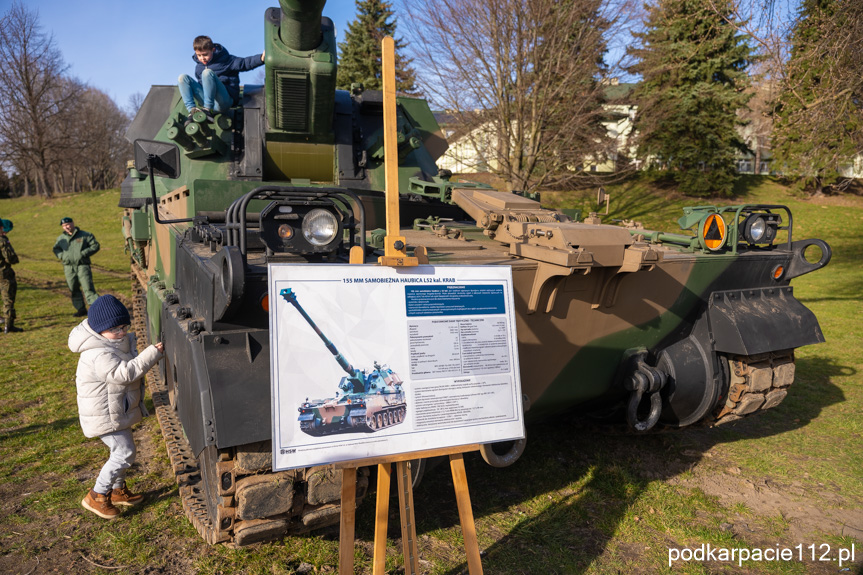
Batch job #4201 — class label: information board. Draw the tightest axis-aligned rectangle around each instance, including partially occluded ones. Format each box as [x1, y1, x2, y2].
[268, 264, 524, 471]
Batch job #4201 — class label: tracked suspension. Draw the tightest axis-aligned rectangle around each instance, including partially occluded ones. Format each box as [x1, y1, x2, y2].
[713, 350, 796, 425]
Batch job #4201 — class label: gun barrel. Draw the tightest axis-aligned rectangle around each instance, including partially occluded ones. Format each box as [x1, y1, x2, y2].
[280, 288, 355, 376]
[278, 0, 327, 51]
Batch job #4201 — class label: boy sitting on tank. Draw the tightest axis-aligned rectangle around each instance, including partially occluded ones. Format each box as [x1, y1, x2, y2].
[69, 295, 165, 519]
[178, 35, 264, 122]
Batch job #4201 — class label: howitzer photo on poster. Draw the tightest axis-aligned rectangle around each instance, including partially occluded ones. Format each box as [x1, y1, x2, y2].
[269, 264, 525, 471]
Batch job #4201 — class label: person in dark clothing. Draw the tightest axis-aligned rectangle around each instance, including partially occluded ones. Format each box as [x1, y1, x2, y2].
[177, 35, 264, 119]
[53, 217, 100, 316]
[0, 218, 22, 333]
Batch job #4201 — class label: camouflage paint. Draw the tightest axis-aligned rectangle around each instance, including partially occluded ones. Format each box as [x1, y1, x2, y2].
[522, 259, 724, 418]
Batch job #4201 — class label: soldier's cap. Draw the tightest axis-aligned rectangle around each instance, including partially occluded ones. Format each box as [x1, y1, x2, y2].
[1, 219, 12, 233]
[60, 217, 73, 225]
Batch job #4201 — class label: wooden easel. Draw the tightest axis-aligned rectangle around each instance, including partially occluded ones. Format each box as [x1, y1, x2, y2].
[336, 446, 484, 575]
[336, 37, 483, 574]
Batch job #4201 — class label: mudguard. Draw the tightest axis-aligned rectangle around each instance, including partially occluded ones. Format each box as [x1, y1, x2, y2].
[708, 287, 825, 356]
[166, 307, 272, 456]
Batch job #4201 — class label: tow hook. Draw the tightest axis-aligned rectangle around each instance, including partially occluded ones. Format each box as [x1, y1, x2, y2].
[625, 360, 667, 432]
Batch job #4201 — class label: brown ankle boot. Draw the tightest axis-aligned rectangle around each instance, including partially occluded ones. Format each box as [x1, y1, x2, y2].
[111, 483, 144, 506]
[81, 489, 120, 519]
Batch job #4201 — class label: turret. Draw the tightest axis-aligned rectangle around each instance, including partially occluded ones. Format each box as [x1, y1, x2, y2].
[264, 0, 336, 141]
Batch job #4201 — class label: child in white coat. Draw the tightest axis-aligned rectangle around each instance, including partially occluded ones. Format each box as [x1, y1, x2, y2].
[68, 294, 164, 519]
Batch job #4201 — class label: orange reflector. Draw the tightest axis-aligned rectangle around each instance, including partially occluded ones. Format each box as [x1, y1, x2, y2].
[772, 266, 784, 279]
[702, 213, 727, 251]
[278, 224, 293, 239]
[260, 294, 269, 312]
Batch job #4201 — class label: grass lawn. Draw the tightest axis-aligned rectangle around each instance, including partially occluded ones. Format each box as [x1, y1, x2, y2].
[0, 178, 860, 574]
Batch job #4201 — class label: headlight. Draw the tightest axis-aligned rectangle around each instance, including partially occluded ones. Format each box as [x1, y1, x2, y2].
[740, 213, 778, 245]
[302, 208, 339, 246]
[749, 217, 766, 242]
[259, 201, 345, 254]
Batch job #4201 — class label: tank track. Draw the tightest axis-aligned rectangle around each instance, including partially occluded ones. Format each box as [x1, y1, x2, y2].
[131, 272, 369, 546]
[712, 350, 796, 425]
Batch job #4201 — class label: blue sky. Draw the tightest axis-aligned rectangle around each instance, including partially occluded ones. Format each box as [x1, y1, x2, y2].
[14, 0, 359, 112]
[7, 0, 799, 113]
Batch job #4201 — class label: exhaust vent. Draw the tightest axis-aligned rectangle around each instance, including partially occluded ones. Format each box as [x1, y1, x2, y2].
[274, 70, 309, 132]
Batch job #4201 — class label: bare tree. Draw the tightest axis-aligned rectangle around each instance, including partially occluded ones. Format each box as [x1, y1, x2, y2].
[127, 91, 145, 117]
[73, 88, 132, 191]
[0, 2, 132, 196]
[403, 0, 632, 192]
[0, 1, 83, 197]
[58, 83, 134, 192]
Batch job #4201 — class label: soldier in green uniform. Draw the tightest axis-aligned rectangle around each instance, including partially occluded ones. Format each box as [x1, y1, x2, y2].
[53, 217, 100, 316]
[0, 218, 23, 333]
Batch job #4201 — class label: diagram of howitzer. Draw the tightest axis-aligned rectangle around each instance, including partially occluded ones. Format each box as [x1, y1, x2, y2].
[280, 288, 407, 436]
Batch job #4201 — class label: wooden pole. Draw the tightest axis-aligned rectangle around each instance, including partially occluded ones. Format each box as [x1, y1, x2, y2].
[396, 460, 420, 574]
[378, 35, 417, 267]
[382, 35, 399, 244]
[338, 467, 357, 575]
[373, 463, 392, 575]
[451, 453, 484, 574]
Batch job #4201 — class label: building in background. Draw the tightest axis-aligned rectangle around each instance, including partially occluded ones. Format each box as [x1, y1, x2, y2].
[435, 80, 862, 180]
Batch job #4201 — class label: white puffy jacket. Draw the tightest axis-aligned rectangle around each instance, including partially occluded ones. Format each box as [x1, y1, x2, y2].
[68, 320, 163, 438]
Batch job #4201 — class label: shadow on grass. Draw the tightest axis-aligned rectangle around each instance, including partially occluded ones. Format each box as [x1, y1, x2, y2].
[548, 179, 683, 226]
[119, 483, 183, 516]
[0, 417, 80, 442]
[605, 182, 682, 223]
[379, 354, 851, 574]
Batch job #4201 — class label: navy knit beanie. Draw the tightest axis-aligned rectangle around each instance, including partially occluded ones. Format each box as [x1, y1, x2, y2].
[88, 295, 131, 333]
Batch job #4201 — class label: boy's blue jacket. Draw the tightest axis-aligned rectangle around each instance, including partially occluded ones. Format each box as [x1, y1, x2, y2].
[193, 43, 263, 105]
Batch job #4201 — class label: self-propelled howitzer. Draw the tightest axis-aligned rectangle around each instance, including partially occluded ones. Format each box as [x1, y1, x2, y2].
[281, 288, 406, 435]
[119, 0, 832, 548]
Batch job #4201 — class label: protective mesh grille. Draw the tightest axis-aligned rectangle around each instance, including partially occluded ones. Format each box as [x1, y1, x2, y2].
[275, 71, 308, 132]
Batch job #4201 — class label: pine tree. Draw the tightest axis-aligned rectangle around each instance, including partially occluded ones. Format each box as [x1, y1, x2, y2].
[626, 0, 754, 196]
[772, 0, 861, 194]
[336, 0, 418, 94]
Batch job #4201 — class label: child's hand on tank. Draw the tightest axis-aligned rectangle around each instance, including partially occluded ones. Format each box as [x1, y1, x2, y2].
[154, 342, 165, 353]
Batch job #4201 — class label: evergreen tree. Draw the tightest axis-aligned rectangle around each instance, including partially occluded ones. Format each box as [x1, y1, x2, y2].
[772, 0, 861, 194]
[626, 0, 754, 196]
[336, 0, 418, 94]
